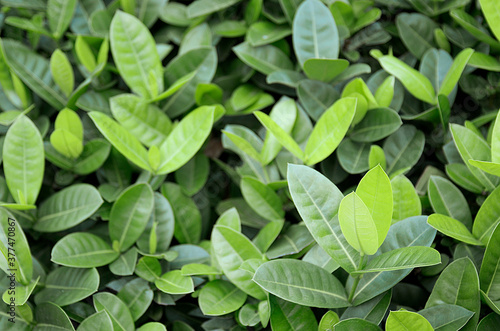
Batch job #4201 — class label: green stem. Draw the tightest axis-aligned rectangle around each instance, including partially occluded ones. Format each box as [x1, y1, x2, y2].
[348, 254, 365, 303]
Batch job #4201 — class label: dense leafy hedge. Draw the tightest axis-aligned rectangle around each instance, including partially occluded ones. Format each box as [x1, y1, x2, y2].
[1, 0, 500, 330]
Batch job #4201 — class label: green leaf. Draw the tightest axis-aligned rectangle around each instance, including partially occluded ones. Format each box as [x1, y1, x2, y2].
[35, 184, 102, 232]
[253, 220, 284, 254]
[109, 183, 154, 252]
[473, 185, 500, 244]
[2, 276, 39, 306]
[384, 125, 425, 175]
[161, 183, 201, 244]
[117, 278, 153, 321]
[356, 165, 393, 246]
[47, 0, 76, 38]
[187, 0, 241, 18]
[0, 210, 32, 285]
[338, 192, 378, 255]
[337, 139, 371, 174]
[386, 311, 433, 331]
[110, 248, 138, 276]
[136, 323, 166, 331]
[2, 38, 65, 109]
[451, 124, 498, 191]
[428, 214, 483, 246]
[305, 98, 356, 165]
[297, 80, 339, 121]
[233, 42, 293, 75]
[378, 55, 435, 104]
[155, 270, 194, 295]
[269, 295, 318, 331]
[93, 292, 134, 331]
[293, 0, 339, 67]
[479, 0, 500, 42]
[75, 36, 96, 72]
[240, 177, 284, 221]
[3, 114, 44, 205]
[35, 302, 74, 331]
[253, 259, 349, 308]
[445, 163, 484, 194]
[199, 280, 247, 316]
[181, 263, 220, 276]
[110, 94, 172, 148]
[450, 9, 500, 51]
[52, 232, 119, 268]
[419, 304, 474, 331]
[254, 111, 304, 160]
[211, 225, 266, 300]
[396, 13, 437, 59]
[135, 256, 161, 282]
[77, 311, 113, 331]
[110, 11, 163, 98]
[303, 59, 348, 82]
[428, 176, 472, 228]
[35, 267, 99, 306]
[439, 48, 474, 97]
[247, 21, 291, 47]
[266, 224, 314, 259]
[350, 108, 402, 143]
[349, 216, 437, 305]
[50, 49, 73, 97]
[288, 164, 360, 273]
[369, 145, 386, 170]
[175, 153, 209, 196]
[341, 290, 391, 325]
[353, 247, 440, 275]
[426, 258, 480, 331]
[469, 160, 500, 177]
[158, 106, 215, 175]
[222, 130, 262, 163]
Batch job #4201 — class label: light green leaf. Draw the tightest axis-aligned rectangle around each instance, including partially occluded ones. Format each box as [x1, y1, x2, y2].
[199, 280, 247, 316]
[211, 225, 266, 300]
[155, 270, 194, 294]
[89, 111, 151, 171]
[47, 0, 77, 38]
[253, 259, 349, 308]
[473, 185, 500, 244]
[110, 94, 172, 148]
[51, 232, 119, 268]
[109, 183, 154, 252]
[247, 21, 291, 47]
[93, 292, 134, 331]
[378, 55, 435, 104]
[110, 11, 163, 98]
[338, 192, 378, 255]
[158, 106, 215, 175]
[187, 0, 241, 18]
[35, 184, 102, 232]
[34, 302, 75, 331]
[479, 0, 500, 42]
[288, 164, 360, 273]
[439, 48, 474, 97]
[303, 59, 349, 82]
[304, 97, 356, 165]
[50, 49, 73, 97]
[386, 311, 433, 331]
[3, 114, 44, 205]
[50, 129, 83, 159]
[254, 111, 304, 160]
[375, 76, 395, 108]
[35, 267, 99, 306]
[369, 145, 386, 170]
[240, 177, 284, 221]
[451, 124, 498, 191]
[75, 36, 96, 72]
[293, 0, 339, 67]
[428, 213, 483, 246]
[469, 160, 500, 177]
[222, 131, 262, 163]
[356, 165, 393, 246]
